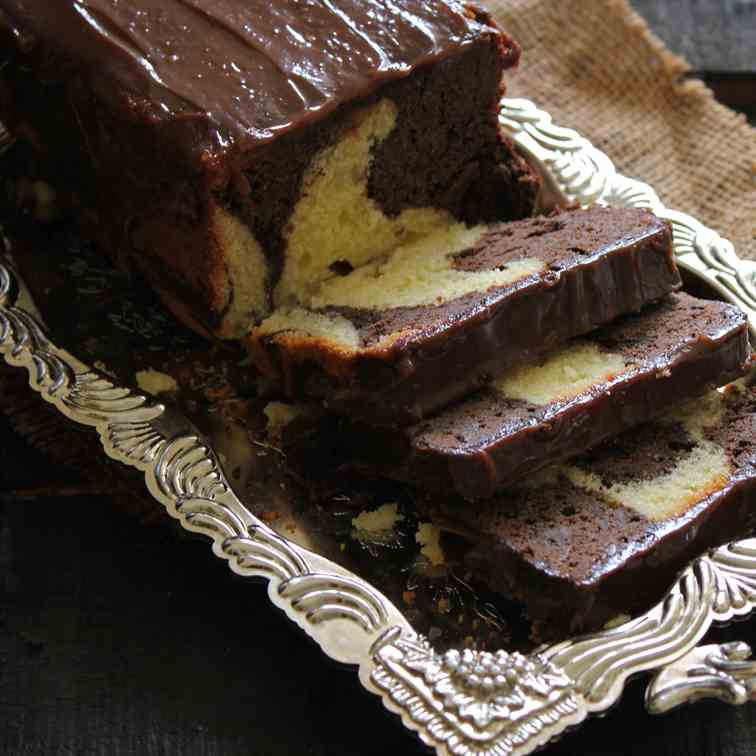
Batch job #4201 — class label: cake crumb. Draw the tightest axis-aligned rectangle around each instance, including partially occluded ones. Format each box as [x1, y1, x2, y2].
[351, 502, 403, 534]
[32, 181, 59, 222]
[416, 523, 445, 567]
[263, 401, 320, 440]
[15, 178, 60, 222]
[402, 590, 416, 606]
[135, 369, 178, 396]
[604, 614, 632, 629]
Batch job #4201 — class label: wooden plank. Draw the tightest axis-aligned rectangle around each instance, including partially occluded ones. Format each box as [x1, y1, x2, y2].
[633, 0, 756, 73]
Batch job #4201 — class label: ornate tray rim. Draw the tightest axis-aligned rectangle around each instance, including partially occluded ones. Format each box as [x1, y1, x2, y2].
[3, 98, 756, 755]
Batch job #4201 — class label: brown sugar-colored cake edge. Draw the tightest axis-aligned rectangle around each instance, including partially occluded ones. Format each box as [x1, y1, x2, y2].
[250, 206, 681, 426]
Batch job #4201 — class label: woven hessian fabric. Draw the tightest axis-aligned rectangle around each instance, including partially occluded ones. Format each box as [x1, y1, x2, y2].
[491, 0, 756, 260]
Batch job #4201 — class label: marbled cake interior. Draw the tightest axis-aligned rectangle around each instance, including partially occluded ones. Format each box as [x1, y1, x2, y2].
[248, 206, 680, 424]
[445, 380, 756, 636]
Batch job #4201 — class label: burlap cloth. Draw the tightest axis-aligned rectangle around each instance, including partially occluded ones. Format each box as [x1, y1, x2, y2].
[490, 0, 756, 261]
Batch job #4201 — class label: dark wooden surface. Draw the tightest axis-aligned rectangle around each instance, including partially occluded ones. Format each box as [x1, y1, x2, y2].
[1, 3, 755, 755]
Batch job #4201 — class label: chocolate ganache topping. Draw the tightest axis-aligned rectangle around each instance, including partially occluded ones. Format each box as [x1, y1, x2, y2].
[0, 0, 508, 152]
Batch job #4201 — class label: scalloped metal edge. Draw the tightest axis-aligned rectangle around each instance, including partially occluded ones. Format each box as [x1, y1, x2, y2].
[1, 98, 755, 756]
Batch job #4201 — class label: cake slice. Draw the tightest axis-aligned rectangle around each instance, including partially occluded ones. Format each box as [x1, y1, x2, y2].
[0, 0, 539, 339]
[428, 380, 756, 637]
[342, 293, 751, 499]
[249, 206, 681, 425]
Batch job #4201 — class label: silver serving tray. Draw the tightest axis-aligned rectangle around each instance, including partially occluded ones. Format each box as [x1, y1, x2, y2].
[3, 98, 756, 756]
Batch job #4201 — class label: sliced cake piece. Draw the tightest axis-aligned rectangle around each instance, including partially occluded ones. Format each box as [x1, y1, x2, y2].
[248, 206, 681, 425]
[429, 380, 756, 637]
[0, 0, 538, 339]
[343, 293, 751, 499]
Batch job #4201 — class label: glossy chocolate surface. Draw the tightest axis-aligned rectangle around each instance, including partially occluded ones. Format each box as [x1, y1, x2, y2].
[0, 0, 505, 152]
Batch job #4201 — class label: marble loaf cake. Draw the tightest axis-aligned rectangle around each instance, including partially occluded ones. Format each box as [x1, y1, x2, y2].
[431, 380, 756, 636]
[337, 293, 752, 499]
[0, 0, 539, 339]
[250, 206, 681, 424]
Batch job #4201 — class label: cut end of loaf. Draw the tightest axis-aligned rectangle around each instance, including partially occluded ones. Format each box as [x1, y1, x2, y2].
[211, 98, 496, 339]
[274, 99, 456, 308]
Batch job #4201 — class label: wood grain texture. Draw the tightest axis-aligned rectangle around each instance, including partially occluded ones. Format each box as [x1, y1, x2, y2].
[632, 0, 756, 73]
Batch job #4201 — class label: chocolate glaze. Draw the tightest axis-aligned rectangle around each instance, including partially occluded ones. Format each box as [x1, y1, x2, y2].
[0, 0, 505, 152]
[431, 382, 756, 638]
[254, 207, 682, 425]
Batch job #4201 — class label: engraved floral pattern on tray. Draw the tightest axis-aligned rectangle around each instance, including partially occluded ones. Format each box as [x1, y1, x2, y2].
[1, 98, 756, 756]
